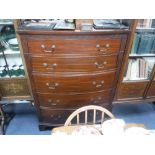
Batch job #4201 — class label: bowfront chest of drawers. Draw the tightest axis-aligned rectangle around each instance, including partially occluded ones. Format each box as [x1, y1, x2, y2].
[18, 30, 128, 129]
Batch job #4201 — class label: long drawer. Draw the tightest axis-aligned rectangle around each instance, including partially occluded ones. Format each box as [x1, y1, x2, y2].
[37, 90, 111, 108]
[31, 55, 118, 73]
[27, 36, 121, 55]
[40, 105, 110, 125]
[33, 71, 116, 93]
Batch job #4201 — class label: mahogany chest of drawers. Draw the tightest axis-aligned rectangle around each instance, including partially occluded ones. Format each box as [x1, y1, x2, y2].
[18, 30, 128, 129]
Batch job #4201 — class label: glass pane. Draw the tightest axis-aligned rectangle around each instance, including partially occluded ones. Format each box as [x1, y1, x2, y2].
[124, 19, 155, 81]
[0, 19, 25, 78]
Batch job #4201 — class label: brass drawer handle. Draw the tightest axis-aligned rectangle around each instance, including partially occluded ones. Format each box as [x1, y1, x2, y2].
[43, 63, 58, 70]
[91, 96, 102, 104]
[48, 99, 60, 106]
[41, 44, 56, 53]
[96, 44, 110, 54]
[51, 115, 61, 119]
[94, 61, 107, 69]
[46, 82, 59, 89]
[92, 81, 104, 88]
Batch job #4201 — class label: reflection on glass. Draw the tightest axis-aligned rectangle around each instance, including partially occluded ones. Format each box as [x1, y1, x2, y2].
[0, 19, 25, 78]
[124, 19, 155, 81]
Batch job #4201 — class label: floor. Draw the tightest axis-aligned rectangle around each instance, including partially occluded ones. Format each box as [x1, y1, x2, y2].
[2, 102, 155, 135]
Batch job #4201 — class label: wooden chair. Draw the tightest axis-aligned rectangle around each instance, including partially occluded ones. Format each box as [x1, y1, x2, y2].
[64, 105, 115, 126]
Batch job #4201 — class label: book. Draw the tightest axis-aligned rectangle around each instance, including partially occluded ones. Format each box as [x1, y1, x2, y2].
[139, 59, 146, 78]
[130, 59, 140, 80]
[125, 59, 132, 80]
[143, 57, 155, 78]
[137, 33, 154, 54]
[150, 35, 155, 54]
[131, 33, 140, 54]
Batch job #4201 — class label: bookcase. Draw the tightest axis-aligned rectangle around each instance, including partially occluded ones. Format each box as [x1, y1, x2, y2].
[115, 19, 155, 103]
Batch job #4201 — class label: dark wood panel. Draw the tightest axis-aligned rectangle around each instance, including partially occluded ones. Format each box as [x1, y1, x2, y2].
[40, 108, 74, 124]
[27, 37, 121, 55]
[116, 81, 148, 100]
[0, 78, 30, 97]
[40, 104, 111, 125]
[37, 90, 111, 108]
[33, 71, 116, 93]
[30, 55, 118, 73]
[146, 81, 155, 98]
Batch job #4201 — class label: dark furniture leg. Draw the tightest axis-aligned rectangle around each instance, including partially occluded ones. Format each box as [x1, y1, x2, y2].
[39, 125, 48, 131]
[39, 124, 56, 131]
[0, 104, 15, 135]
[0, 105, 5, 135]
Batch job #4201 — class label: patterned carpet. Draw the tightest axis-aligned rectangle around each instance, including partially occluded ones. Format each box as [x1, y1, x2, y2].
[3, 102, 155, 135]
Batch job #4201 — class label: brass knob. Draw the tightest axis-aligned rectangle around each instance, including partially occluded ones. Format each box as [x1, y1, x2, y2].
[52, 63, 57, 68]
[58, 115, 61, 118]
[103, 61, 107, 64]
[51, 45, 56, 49]
[41, 44, 45, 49]
[98, 96, 102, 100]
[43, 63, 48, 67]
[55, 83, 59, 87]
[48, 99, 52, 103]
[105, 43, 110, 48]
[92, 81, 96, 85]
[96, 44, 100, 48]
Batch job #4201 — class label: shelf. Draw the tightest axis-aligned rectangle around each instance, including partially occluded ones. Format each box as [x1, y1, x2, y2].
[0, 49, 20, 55]
[0, 76, 25, 80]
[0, 97, 33, 104]
[123, 78, 149, 82]
[129, 54, 155, 58]
[0, 22, 13, 25]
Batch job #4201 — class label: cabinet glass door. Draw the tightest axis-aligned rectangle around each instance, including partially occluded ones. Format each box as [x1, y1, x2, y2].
[0, 20, 25, 78]
[124, 19, 155, 81]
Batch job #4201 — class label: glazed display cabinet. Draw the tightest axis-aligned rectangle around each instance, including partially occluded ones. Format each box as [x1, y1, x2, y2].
[0, 19, 31, 100]
[115, 19, 155, 103]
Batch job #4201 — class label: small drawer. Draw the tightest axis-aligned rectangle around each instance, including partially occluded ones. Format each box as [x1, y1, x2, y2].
[37, 90, 111, 108]
[31, 55, 118, 73]
[33, 71, 116, 93]
[27, 36, 121, 56]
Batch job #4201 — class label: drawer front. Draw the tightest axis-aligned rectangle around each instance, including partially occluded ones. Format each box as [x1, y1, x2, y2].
[147, 81, 155, 98]
[31, 55, 118, 73]
[40, 108, 74, 125]
[116, 82, 148, 99]
[37, 90, 111, 108]
[40, 105, 111, 125]
[33, 71, 116, 93]
[27, 37, 121, 55]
